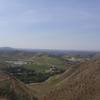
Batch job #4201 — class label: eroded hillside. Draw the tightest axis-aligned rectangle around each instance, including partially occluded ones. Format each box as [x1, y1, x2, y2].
[0, 72, 37, 100]
[30, 59, 100, 100]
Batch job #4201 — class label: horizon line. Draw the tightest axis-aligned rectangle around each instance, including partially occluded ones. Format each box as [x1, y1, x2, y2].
[0, 46, 100, 52]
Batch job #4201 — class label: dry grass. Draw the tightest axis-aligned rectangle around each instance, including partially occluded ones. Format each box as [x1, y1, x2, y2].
[30, 59, 100, 100]
[0, 73, 35, 100]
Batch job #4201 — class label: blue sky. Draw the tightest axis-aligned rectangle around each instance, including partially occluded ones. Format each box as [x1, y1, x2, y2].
[0, 0, 100, 50]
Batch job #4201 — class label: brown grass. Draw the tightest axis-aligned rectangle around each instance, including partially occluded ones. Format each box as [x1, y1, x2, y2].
[30, 59, 100, 100]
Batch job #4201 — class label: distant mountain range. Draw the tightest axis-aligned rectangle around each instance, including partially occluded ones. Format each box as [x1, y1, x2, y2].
[0, 47, 99, 57]
[0, 47, 16, 51]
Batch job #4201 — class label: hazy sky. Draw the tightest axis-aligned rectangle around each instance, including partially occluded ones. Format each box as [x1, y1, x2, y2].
[0, 0, 100, 50]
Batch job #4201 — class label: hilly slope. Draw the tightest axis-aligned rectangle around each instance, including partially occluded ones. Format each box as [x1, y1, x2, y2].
[0, 72, 37, 100]
[30, 59, 100, 100]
